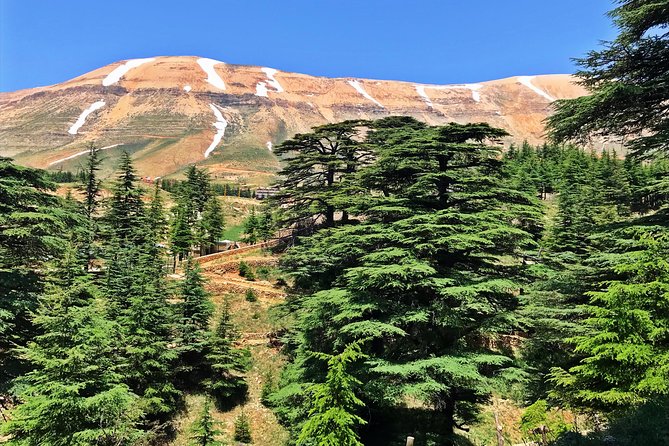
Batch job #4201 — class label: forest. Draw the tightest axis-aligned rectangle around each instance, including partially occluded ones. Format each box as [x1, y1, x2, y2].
[1, 1, 668, 445]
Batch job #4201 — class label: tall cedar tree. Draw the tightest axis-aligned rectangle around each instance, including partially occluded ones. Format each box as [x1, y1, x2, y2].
[0, 158, 70, 392]
[103, 156, 179, 422]
[205, 299, 250, 408]
[198, 197, 225, 255]
[276, 118, 542, 443]
[547, 0, 669, 158]
[296, 342, 367, 446]
[550, 229, 669, 410]
[178, 257, 214, 387]
[78, 143, 102, 270]
[2, 276, 144, 445]
[273, 120, 372, 228]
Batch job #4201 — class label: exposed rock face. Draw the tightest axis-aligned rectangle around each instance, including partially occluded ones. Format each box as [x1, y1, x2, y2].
[0, 56, 587, 182]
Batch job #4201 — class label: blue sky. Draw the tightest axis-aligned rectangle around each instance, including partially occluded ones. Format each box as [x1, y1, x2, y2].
[0, 0, 616, 92]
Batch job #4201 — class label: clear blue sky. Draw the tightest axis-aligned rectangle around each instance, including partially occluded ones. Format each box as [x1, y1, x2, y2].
[0, 0, 617, 92]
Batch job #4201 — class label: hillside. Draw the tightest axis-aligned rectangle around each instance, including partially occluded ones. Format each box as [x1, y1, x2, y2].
[0, 56, 587, 183]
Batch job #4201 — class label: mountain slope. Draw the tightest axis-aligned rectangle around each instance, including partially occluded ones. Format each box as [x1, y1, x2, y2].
[0, 56, 587, 183]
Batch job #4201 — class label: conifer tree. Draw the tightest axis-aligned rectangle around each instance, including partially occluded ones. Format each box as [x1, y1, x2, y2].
[276, 120, 542, 442]
[0, 158, 70, 391]
[74, 143, 103, 270]
[550, 229, 669, 410]
[273, 120, 372, 228]
[233, 411, 252, 444]
[170, 199, 195, 262]
[205, 299, 250, 406]
[178, 258, 214, 386]
[296, 342, 367, 446]
[198, 197, 225, 255]
[1, 281, 144, 445]
[105, 151, 145, 244]
[189, 398, 223, 446]
[547, 0, 669, 158]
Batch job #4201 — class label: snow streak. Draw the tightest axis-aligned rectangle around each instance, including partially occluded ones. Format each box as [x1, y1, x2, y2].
[204, 103, 228, 158]
[197, 58, 226, 90]
[518, 76, 555, 101]
[68, 101, 106, 135]
[102, 58, 155, 86]
[347, 80, 384, 108]
[48, 143, 122, 166]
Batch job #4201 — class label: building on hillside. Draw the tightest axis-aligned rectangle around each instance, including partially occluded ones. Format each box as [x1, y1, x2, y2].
[255, 187, 279, 199]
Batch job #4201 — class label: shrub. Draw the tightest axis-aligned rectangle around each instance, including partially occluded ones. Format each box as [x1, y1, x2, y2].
[234, 411, 252, 443]
[245, 288, 257, 302]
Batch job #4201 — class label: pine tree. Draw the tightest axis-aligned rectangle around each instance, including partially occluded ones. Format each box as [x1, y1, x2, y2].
[550, 229, 669, 410]
[189, 398, 224, 446]
[198, 197, 225, 255]
[0, 157, 70, 392]
[205, 299, 250, 407]
[241, 209, 260, 245]
[104, 151, 145, 244]
[296, 343, 367, 446]
[1, 282, 144, 445]
[233, 411, 252, 444]
[276, 120, 542, 442]
[178, 258, 214, 387]
[170, 199, 195, 262]
[547, 0, 669, 158]
[273, 120, 372, 228]
[77, 143, 103, 270]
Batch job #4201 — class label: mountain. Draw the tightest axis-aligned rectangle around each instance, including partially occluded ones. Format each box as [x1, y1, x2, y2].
[0, 56, 587, 184]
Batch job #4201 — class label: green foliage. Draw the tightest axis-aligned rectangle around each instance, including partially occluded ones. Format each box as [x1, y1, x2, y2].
[238, 261, 255, 281]
[550, 229, 669, 410]
[296, 342, 367, 446]
[272, 120, 373, 228]
[178, 258, 214, 387]
[275, 118, 542, 443]
[205, 299, 250, 407]
[198, 196, 225, 255]
[519, 400, 570, 445]
[1, 282, 144, 445]
[0, 157, 71, 392]
[245, 288, 258, 302]
[233, 411, 252, 444]
[189, 398, 224, 446]
[547, 0, 669, 158]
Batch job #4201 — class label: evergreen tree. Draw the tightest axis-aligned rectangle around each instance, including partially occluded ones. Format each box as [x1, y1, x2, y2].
[170, 199, 195, 262]
[550, 229, 669, 410]
[0, 158, 70, 392]
[276, 120, 542, 443]
[198, 197, 225, 255]
[178, 258, 214, 387]
[296, 342, 367, 446]
[273, 120, 372, 228]
[205, 299, 250, 407]
[547, 0, 669, 158]
[1, 282, 144, 445]
[233, 411, 252, 444]
[241, 209, 260, 245]
[77, 143, 103, 270]
[189, 399, 223, 446]
[104, 151, 144, 244]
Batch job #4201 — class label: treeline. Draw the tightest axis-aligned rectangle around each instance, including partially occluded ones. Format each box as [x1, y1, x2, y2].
[161, 178, 256, 199]
[0, 149, 248, 444]
[263, 115, 669, 445]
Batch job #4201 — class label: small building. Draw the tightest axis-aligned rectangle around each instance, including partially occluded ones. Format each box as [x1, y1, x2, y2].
[255, 187, 279, 200]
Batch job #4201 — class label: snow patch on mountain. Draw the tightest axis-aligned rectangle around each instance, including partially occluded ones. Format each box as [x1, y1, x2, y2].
[518, 76, 555, 101]
[415, 85, 434, 108]
[49, 143, 122, 166]
[197, 58, 226, 90]
[347, 80, 384, 108]
[204, 103, 228, 158]
[255, 82, 269, 97]
[183, 85, 192, 92]
[102, 58, 155, 87]
[261, 67, 284, 92]
[266, 141, 273, 151]
[68, 101, 106, 135]
[441, 84, 483, 102]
